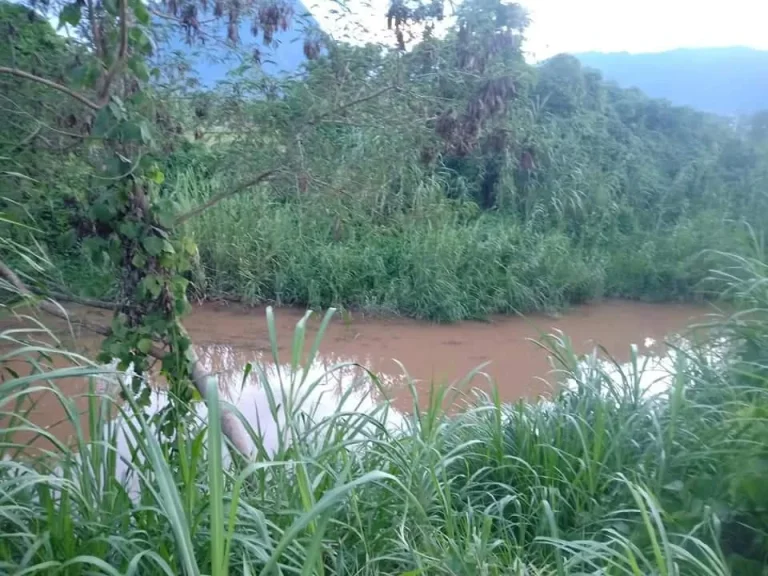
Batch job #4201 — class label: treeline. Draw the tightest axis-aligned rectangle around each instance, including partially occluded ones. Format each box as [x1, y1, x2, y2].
[2, 0, 768, 319]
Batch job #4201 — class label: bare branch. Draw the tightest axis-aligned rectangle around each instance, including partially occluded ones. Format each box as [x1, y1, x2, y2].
[0, 67, 102, 110]
[302, 85, 397, 131]
[48, 290, 121, 311]
[174, 169, 279, 225]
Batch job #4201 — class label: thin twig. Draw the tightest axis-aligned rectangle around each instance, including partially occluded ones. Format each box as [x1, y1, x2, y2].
[304, 85, 396, 128]
[0, 259, 111, 338]
[48, 290, 121, 311]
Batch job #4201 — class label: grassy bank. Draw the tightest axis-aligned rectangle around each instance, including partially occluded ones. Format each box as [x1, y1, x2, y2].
[2, 252, 768, 574]
[170, 170, 751, 321]
[43, 168, 756, 322]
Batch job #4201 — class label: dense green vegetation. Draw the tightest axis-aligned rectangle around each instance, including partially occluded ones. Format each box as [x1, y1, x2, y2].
[3, 0, 768, 574]
[4, 0, 768, 320]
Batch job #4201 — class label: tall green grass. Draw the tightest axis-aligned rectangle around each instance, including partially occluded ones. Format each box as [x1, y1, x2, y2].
[3, 250, 768, 573]
[152, 168, 752, 321]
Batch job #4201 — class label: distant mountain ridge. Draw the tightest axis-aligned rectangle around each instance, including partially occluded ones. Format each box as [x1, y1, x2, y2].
[573, 47, 768, 117]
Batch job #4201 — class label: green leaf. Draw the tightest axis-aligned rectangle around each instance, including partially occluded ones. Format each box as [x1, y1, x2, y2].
[131, 252, 147, 268]
[58, 3, 82, 28]
[140, 275, 163, 299]
[91, 201, 115, 223]
[108, 100, 126, 121]
[159, 253, 175, 268]
[129, 57, 150, 82]
[119, 221, 141, 240]
[137, 338, 153, 354]
[149, 167, 165, 185]
[142, 236, 165, 256]
[132, 0, 150, 24]
[172, 276, 189, 296]
[92, 108, 116, 138]
[83, 237, 107, 260]
[182, 237, 198, 256]
[155, 199, 176, 228]
[110, 315, 127, 337]
[139, 121, 153, 144]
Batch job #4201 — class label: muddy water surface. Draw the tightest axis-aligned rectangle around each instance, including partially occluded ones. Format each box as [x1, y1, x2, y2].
[3, 300, 713, 448]
[182, 300, 712, 410]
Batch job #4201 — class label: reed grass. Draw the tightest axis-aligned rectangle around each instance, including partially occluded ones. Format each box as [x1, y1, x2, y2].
[150, 168, 751, 321]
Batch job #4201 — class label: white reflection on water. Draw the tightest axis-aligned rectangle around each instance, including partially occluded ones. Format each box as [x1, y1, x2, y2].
[564, 333, 726, 400]
[100, 333, 724, 500]
[105, 345, 407, 500]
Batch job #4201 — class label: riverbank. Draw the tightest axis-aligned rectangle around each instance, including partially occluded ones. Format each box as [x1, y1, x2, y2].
[47, 197, 752, 322]
[1, 274, 767, 574]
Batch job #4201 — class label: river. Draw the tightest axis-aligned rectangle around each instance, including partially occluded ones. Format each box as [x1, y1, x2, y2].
[2, 300, 714, 449]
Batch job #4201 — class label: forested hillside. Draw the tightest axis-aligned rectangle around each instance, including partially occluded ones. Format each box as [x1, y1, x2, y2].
[575, 47, 768, 116]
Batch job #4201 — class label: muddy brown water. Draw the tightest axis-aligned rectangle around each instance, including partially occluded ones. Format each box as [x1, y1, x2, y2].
[2, 300, 714, 449]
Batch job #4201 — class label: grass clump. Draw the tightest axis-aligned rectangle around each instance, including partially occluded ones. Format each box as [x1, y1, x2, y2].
[3, 252, 768, 574]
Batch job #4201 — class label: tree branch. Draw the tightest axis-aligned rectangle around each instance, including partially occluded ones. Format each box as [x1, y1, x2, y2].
[174, 169, 279, 226]
[0, 67, 102, 110]
[0, 259, 111, 337]
[0, 0, 129, 110]
[47, 290, 121, 311]
[305, 85, 397, 129]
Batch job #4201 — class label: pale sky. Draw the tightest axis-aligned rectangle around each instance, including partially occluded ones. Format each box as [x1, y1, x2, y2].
[307, 0, 768, 60]
[36, 0, 768, 60]
[523, 0, 768, 60]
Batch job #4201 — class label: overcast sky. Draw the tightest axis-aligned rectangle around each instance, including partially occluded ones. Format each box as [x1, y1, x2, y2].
[35, 0, 768, 60]
[524, 0, 768, 59]
[307, 0, 768, 60]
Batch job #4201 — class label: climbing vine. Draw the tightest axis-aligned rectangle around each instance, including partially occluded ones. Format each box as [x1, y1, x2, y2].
[1, 0, 242, 435]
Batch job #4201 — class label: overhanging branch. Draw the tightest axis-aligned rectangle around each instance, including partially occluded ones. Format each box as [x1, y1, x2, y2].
[0, 67, 103, 110]
[174, 169, 279, 226]
[0, 0, 129, 110]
